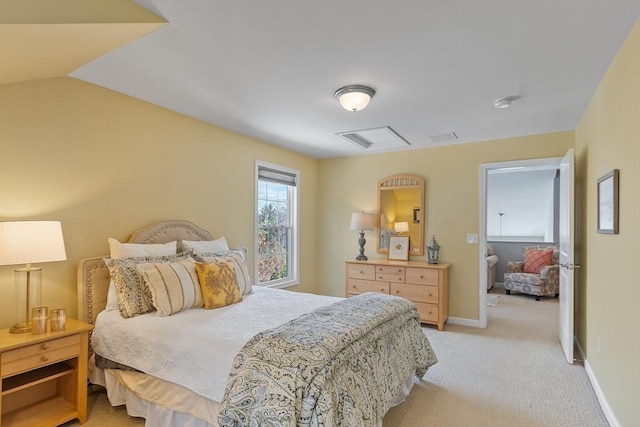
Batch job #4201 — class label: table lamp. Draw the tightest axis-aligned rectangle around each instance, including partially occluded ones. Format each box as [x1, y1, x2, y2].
[394, 222, 410, 234]
[350, 212, 375, 261]
[0, 221, 67, 333]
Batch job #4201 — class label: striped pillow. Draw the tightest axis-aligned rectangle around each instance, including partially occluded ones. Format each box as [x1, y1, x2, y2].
[105, 254, 188, 318]
[137, 259, 203, 316]
[523, 249, 554, 274]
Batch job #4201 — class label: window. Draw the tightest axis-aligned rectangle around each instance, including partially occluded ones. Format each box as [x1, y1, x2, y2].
[255, 161, 299, 288]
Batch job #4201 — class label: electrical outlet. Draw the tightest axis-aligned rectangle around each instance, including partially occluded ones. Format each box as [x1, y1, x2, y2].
[467, 233, 478, 244]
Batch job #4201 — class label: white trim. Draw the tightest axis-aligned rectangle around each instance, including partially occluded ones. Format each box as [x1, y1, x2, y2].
[584, 360, 621, 427]
[479, 157, 563, 327]
[447, 316, 485, 328]
[255, 160, 300, 288]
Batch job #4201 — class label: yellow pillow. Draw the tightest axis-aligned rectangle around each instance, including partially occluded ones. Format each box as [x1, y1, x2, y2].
[195, 261, 243, 309]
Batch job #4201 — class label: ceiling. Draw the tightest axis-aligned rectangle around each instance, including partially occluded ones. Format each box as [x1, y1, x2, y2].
[4, 1, 639, 159]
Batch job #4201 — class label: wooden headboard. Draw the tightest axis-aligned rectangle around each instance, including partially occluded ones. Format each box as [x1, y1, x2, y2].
[76, 220, 213, 326]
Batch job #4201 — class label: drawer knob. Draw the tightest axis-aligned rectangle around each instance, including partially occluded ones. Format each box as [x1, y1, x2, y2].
[381, 288, 385, 292]
[40, 344, 49, 350]
[40, 355, 49, 362]
[398, 269, 402, 272]
[378, 276, 383, 280]
[428, 293, 433, 297]
[420, 275, 424, 279]
[360, 270, 364, 274]
[429, 311, 433, 314]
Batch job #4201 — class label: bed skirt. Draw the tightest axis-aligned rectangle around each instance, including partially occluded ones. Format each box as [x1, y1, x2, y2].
[88, 356, 415, 427]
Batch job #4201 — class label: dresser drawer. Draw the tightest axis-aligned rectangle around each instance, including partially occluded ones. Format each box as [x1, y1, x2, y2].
[391, 283, 438, 304]
[347, 279, 390, 295]
[346, 264, 376, 280]
[1, 335, 81, 377]
[414, 302, 439, 322]
[406, 267, 439, 285]
[375, 266, 405, 283]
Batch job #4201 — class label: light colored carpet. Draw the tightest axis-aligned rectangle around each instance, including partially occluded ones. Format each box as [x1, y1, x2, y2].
[66, 292, 608, 427]
[486, 294, 500, 306]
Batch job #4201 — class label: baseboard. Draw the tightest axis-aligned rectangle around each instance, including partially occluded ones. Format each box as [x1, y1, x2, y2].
[576, 339, 621, 427]
[447, 316, 484, 328]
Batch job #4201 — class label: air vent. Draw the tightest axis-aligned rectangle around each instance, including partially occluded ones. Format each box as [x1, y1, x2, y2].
[340, 133, 372, 149]
[336, 126, 411, 150]
[428, 132, 458, 143]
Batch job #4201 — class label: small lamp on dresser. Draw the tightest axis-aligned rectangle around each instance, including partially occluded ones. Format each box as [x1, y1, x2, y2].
[0, 221, 67, 333]
[350, 212, 375, 261]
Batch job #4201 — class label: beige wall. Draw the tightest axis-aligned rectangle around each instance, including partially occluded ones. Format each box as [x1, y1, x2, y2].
[0, 77, 319, 328]
[575, 21, 639, 426]
[316, 132, 574, 320]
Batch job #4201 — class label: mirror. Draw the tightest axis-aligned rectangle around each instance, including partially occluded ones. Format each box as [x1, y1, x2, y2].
[377, 174, 425, 255]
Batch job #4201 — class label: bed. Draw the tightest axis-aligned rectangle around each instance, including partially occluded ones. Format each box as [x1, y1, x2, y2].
[78, 220, 437, 427]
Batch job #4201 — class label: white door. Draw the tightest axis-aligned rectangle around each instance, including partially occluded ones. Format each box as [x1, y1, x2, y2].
[559, 149, 575, 364]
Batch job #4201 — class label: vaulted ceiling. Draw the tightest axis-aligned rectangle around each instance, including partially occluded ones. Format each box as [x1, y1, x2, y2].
[3, 1, 638, 159]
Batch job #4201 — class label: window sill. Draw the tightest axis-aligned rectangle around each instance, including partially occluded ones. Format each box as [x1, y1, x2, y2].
[257, 278, 299, 290]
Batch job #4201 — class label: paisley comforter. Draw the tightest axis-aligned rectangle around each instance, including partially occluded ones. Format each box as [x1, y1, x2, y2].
[218, 292, 437, 427]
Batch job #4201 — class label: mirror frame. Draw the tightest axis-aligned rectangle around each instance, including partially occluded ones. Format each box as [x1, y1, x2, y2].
[376, 174, 425, 256]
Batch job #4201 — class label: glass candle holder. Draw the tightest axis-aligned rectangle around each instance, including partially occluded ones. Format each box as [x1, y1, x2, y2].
[50, 308, 66, 332]
[31, 307, 48, 334]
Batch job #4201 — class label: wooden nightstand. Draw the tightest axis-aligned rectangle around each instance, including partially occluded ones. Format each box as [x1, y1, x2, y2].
[0, 318, 94, 427]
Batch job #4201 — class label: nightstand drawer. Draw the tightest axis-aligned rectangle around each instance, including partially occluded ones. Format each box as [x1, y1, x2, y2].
[405, 267, 439, 285]
[391, 283, 438, 303]
[414, 302, 439, 322]
[1, 335, 81, 377]
[346, 264, 376, 280]
[347, 279, 390, 295]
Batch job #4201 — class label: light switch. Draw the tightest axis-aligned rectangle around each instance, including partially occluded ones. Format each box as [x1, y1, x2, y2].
[467, 233, 478, 244]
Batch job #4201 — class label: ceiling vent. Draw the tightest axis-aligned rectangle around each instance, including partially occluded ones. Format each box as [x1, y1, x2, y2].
[428, 132, 458, 143]
[336, 126, 411, 150]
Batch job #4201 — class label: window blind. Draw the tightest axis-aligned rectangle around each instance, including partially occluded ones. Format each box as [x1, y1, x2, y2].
[258, 166, 297, 186]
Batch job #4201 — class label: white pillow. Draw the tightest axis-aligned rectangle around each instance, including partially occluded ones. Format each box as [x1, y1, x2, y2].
[105, 280, 119, 311]
[108, 238, 177, 259]
[181, 237, 229, 254]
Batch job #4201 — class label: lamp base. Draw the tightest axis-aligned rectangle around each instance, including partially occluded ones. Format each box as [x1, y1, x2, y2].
[9, 321, 31, 334]
[355, 255, 368, 261]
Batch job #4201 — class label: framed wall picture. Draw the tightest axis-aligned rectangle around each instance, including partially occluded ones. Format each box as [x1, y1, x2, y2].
[597, 169, 619, 234]
[388, 236, 410, 261]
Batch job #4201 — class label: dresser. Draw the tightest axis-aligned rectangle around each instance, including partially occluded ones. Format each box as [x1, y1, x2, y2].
[345, 259, 450, 330]
[0, 318, 94, 426]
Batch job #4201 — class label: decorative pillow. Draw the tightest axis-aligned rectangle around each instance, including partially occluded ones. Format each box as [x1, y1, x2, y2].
[104, 254, 188, 318]
[108, 238, 177, 259]
[193, 248, 252, 295]
[523, 249, 554, 274]
[181, 237, 229, 254]
[137, 259, 203, 316]
[195, 261, 243, 309]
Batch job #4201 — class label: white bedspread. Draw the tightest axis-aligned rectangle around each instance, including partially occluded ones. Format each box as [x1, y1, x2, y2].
[91, 287, 341, 402]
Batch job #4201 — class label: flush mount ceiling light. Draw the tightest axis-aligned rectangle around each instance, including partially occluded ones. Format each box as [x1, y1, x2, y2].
[334, 85, 376, 112]
[494, 95, 521, 109]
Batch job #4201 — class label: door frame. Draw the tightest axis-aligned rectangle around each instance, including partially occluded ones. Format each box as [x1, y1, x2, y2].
[479, 156, 563, 327]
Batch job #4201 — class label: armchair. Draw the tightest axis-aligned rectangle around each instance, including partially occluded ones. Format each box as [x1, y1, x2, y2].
[486, 244, 499, 290]
[504, 245, 559, 301]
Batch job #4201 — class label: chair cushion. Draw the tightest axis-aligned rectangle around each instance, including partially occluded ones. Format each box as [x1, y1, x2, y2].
[504, 272, 544, 286]
[523, 249, 554, 274]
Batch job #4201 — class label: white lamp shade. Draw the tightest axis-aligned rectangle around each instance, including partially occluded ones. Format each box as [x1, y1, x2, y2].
[394, 222, 410, 233]
[350, 212, 375, 231]
[0, 221, 67, 266]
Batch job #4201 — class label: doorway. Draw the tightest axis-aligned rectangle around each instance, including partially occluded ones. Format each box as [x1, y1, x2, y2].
[479, 156, 563, 327]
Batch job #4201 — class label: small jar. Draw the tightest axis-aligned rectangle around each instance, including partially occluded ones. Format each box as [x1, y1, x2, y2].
[31, 307, 48, 334]
[50, 308, 66, 332]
